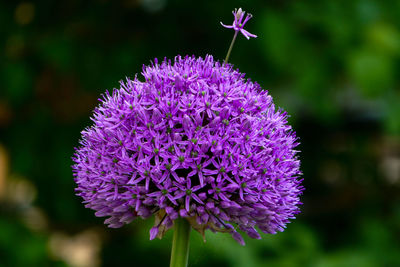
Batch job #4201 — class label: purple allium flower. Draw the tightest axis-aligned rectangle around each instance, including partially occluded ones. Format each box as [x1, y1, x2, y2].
[221, 8, 257, 40]
[72, 55, 303, 245]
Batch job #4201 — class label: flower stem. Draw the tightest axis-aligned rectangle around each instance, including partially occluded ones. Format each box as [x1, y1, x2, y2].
[224, 31, 238, 64]
[169, 218, 191, 267]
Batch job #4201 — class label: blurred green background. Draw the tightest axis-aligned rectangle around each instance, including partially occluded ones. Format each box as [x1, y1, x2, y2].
[1, 0, 400, 266]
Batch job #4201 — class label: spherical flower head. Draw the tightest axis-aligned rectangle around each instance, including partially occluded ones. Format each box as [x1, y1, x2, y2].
[221, 8, 257, 40]
[72, 55, 303, 245]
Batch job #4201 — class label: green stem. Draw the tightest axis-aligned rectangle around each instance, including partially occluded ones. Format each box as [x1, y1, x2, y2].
[169, 218, 191, 267]
[224, 31, 239, 64]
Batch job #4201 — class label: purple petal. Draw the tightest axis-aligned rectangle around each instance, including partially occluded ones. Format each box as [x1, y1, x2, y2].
[150, 226, 159, 240]
[240, 29, 257, 39]
[220, 22, 234, 29]
[232, 231, 245, 246]
[179, 209, 189, 217]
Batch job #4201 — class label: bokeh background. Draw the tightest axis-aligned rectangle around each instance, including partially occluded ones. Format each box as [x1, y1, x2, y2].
[1, 0, 400, 266]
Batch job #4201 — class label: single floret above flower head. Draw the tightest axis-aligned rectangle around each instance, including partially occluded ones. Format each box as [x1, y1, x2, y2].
[221, 7, 257, 40]
[72, 55, 303, 245]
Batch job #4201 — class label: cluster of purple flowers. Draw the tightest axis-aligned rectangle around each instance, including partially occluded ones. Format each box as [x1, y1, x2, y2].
[72, 55, 303, 245]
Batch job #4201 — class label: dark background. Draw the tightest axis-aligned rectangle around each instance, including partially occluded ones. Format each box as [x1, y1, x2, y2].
[1, 0, 400, 266]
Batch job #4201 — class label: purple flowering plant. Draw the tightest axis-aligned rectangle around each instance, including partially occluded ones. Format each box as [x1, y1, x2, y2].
[73, 7, 303, 267]
[221, 8, 257, 40]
